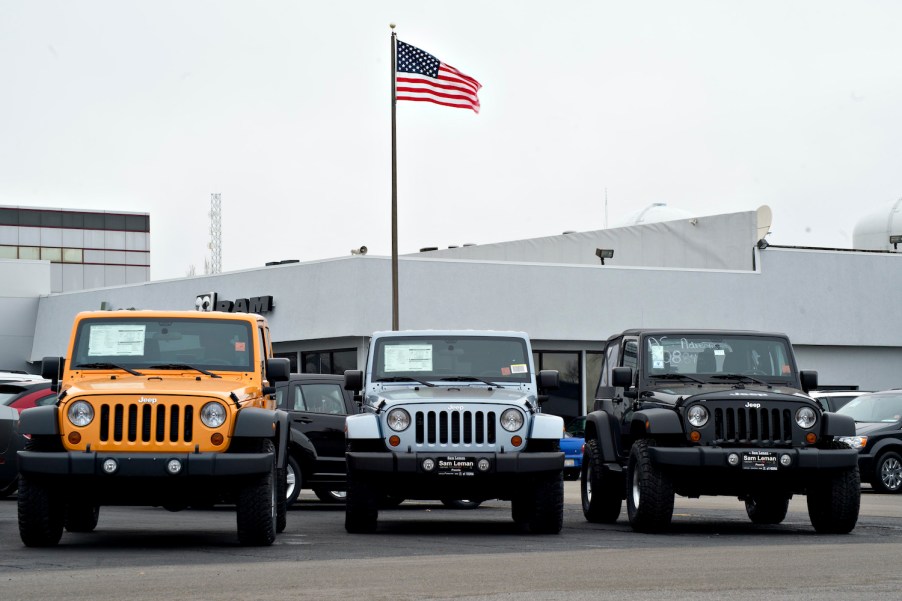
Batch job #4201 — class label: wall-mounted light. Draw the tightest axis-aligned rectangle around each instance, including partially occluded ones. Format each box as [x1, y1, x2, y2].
[757, 239, 769, 250]
[890, 235, 902, 250]
[595, 248, 614, 265]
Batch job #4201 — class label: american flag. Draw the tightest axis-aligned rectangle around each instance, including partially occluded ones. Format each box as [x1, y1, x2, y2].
[395, 40, 482, 113]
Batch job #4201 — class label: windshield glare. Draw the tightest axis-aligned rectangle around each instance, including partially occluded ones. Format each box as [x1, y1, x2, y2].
[71, 317, 254, 372]
[837, 393, 902, 423]
[643, 334, 795, 382]
[373, 336, 531, 383]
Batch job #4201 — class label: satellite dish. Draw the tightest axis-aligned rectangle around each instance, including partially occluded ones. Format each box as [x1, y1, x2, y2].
[756, 205, 773, 241]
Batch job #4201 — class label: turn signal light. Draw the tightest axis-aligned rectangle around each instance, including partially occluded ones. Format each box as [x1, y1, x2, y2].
[389, 435, 401, 447]
[211, 433, 224, 446]
[806, 432, 818, 444]
[689, 431, 701, 442]
[511, 435, 523, 447]
[67, 432, 81, 445]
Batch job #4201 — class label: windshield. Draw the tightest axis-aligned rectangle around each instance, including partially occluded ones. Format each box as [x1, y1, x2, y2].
[642, 333, 796, 384]
[837, 393, 902, 423]
[372, 335, 531, 384]
[71, 317, 254, 372]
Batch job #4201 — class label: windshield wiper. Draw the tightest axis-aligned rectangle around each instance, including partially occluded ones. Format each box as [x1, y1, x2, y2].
[375, 376, 435, 387]
[74, 363, 144, 376]
[148, 364, 221, 378]
[709, 373, 772, 387]
[649, 373, 705, 385]
[439, 376, 505, 388]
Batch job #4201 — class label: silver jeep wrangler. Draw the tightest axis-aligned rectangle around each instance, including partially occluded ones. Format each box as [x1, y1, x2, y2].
[343, 330, 565, 533]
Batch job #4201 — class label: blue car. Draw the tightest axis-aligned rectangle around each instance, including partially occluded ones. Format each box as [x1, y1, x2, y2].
[561, 416, 586, 480]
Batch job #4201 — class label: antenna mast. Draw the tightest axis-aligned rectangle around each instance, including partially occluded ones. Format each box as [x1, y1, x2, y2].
[209, 193, 222, 274]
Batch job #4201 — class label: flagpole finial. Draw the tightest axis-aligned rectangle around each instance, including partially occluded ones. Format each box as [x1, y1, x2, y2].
[389, 23, 396, 29]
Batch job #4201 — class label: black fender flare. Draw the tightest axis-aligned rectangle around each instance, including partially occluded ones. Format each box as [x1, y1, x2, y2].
[583, 410, 619, 463]
[821, 412, 855, 438]
[17, 405, 60, 436]
[867, 438, 902, 462]
[234, 407, 289, 468]
[631, 408, 683, 437]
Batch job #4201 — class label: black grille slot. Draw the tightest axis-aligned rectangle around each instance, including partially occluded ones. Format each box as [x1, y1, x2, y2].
[714, 405, 793, 444]
[169, 405, 179, 442]
[100, 405, 110, 440]
[114, 404, 124, 441]
[413, 410, 499, 447]
[184, 406, 193, 442]
[156, 405, 166, 442]
[141, 404, 152, 441]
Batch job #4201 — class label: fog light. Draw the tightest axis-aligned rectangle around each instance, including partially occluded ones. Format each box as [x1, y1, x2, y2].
[780, 454, 792, 466]
[68, 431, 81, 445]
[511, 435, 523, 447]
[806, 432, 818, 444]
[422, 458, 435, 472]
[477, 458, 490, 472]
[727, 453, 740, 466]
[102, 458, 118, 474]
[166, 459, 183, 475]
[210, 432, 224, 446]
[389, 435, 401, 447]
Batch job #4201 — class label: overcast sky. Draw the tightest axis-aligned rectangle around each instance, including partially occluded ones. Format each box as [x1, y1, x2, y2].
[2, 1, 901, 281]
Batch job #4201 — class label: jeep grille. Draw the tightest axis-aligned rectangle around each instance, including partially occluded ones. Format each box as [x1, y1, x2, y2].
[713, 407, 793, 445]
[415, 410, 496, 445]
[99, 402, 195, 446]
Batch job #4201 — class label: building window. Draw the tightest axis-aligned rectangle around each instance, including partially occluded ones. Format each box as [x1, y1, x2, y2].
[19, 246, 39, 260]
[41, 247, 62, 262]
[534, 351, 581, 427]
[302, 348, 356, 375]
[274, 351, 298, 373]
[62, 248, 83, 263]
[0, 245, 15, 259]
[586, 351, 604, 412]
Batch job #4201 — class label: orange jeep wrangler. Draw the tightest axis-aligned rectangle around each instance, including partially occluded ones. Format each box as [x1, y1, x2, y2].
[17, 310, 290, 546]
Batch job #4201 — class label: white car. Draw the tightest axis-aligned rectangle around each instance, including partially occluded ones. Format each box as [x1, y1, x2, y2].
[809, 390, 869, 412]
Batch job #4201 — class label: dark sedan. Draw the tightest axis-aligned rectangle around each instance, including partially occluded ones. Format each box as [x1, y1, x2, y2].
[837, 391, 902, 493]
[0, 380, 56, 497]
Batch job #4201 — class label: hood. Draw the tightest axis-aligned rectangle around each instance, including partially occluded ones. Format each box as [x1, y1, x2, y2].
[648, 385, 810, 406]
[854, 421, 902, 435]
[65, 375, 251, 399]
[370, 385, 532, 406]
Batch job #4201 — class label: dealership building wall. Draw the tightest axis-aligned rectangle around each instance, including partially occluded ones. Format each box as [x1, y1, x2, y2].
[2, 209, 899, 421]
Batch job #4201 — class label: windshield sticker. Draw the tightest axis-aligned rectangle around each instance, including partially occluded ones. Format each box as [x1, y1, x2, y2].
[87, 324, 146, 356]
[510, 364, 527, 374]
[384, 344, 433, 372]
[235, 341, 246, 352]
[501, 367, 511, 376]
[651, 345, 665, 369]
[714, 349, 725, 356]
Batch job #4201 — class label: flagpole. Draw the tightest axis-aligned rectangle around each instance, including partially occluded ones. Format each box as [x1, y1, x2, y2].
[390, 24, 399, 331]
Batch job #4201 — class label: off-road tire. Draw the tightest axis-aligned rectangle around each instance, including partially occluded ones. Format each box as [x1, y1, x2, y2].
[581, 439, 622, 523]
[745, 493, 790, 525]
[285, 455, 302, 506]
[236, 438, 277, 546]
[626, 439, 674, 532]
[0, 478, 18, 499]
[18, 474, 64, 547]
[807, 468, 860, 534]
[527, 471, 564, 534]
[345, 470, 378, 533]
[872, 451, 902, 494]
[65, 503, 100, 533]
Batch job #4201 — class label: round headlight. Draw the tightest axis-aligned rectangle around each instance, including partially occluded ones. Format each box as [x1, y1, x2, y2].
[687, 404, 709, 428]
[796, 406, 818, 429]
[500, 408, 524, 432]
[200, 402, 227, 428]
[67, 400, 94, 427]
[386, 408, 411, 432]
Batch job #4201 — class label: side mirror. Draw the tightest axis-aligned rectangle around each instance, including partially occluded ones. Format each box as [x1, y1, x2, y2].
[344, 370, 363, 392]
[537, 370, 559, 390]
[611, 367, 633, 388]
[42, 356, 63, 392]
[266, 358, 290, 383]
[800, 370, 818, 394]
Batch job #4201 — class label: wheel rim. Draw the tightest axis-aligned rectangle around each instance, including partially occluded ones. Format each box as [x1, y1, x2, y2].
[286, 465, 296, 500]
[631, 467, 641, 508]
[331, 491, 347, 500]
[585, 465, 593, 503]
[881, 457, 902, 491]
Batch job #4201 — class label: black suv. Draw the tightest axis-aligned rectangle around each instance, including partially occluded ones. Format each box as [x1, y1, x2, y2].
[275, 374, 357, 504]
[835, 390, 902, 494]
[581, 329, 860, 533]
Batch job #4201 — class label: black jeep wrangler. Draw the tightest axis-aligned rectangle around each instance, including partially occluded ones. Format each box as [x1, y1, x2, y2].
[581, 329, 860, 533]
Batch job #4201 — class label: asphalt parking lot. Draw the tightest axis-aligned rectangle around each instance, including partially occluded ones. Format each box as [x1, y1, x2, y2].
[2, 481, 902, 601]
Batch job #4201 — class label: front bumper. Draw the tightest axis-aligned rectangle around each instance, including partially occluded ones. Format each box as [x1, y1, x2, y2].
[347, 451, 563, 475]
[18, 450, 273, 478]
[648, 446, 859, 471]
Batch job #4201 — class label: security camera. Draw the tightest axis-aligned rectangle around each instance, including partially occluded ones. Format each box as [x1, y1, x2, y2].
[351, 246, 368, 255]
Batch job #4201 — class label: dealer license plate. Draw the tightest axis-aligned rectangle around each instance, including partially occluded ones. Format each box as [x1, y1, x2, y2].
[436, 456, 476, 476]
[741, 451, 779, 471]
